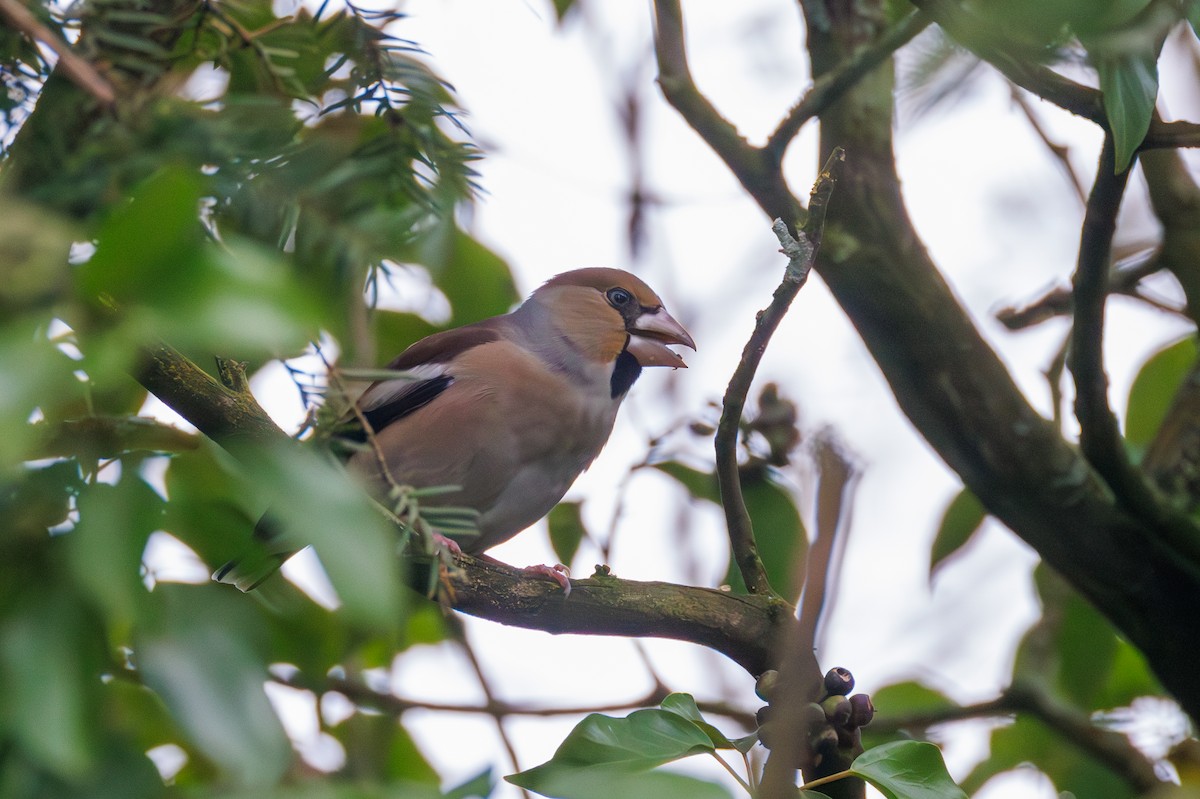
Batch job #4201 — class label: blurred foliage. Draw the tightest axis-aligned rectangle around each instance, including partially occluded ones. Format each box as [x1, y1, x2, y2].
[0, 0, 510, 795]
[3, 0, 1199, 797]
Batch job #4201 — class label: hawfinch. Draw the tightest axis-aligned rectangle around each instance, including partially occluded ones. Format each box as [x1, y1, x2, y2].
[218, 268, 694, 590]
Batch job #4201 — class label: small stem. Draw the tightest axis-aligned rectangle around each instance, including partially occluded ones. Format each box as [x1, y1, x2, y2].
[800, 768, 854, 791]
[708, 751, 753, 795]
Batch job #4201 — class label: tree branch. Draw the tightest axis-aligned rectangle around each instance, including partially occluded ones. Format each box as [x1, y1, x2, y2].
[765, 9, 931, 161]
[651, 0, 801, 222]
[0, 0, 116, 106]
[870, 682, 1160, 793]
[1068, 139, 1200, 564]
[714, 166, 841, 597]
[130, 344, 795, 676]
[910, 0, 1200, 150]
[446, 556, 789, 675]
[1069, 135, 1137, 488]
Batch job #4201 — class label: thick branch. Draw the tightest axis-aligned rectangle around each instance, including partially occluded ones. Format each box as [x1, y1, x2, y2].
[1069, 136, 1137, 488]
[659, 0, 1200, 722]
[1068, 141, 1200, 563]
[447, 556, 790, 675]
[133, 344, 794, 676]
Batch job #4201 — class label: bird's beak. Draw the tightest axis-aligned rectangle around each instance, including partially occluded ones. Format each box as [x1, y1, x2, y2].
[627, 308, 696, 368]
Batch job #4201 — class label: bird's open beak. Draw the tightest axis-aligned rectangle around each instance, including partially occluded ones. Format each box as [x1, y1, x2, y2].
[627, 308, 696, 368]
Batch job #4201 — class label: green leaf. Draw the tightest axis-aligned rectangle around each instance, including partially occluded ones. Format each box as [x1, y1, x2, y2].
[136, 585, 292, 786]
[1095, 48, 1159, 172]
[70, 476, 163, 624]
[548, 501, 587, 568]
[1125, 336, 1196, 451]
[424, 228, 519, 325]
[0, 589, 104, 778]
[929, 488, 986, 580]
[551, 0, 578, 23]
[239, 441, 404, 631]
[861, 682, 958, 749]
[652, 462, 806, 601]
[444, 767, 495, 798]
[659, 693, 750, 752]
[508, 768, 731, 799]
[963, 716, 1134, 797]
[80, 167, 206, 304]
[851, 741, 967, 799]
[336, 712, 439, 784]
[506, 709, 715, 792]
[371, 309, 440, 363]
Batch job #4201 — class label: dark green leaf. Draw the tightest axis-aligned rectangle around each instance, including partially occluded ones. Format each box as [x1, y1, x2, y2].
[508, 768, 731, 799]
[551, 0, 578, 23]
[80, 167, 205, 303]
[136, 585, 292, 786]
[444, 767, 494, 798]
[507, 709, 715, 792]
[1095, 48, 1159, 172]
[1125, 336, 1196, 451]
[371, 309, 440, 363]
[851, 741, 967, 799]
[425, 228, 519, 325]
[930, 488, 986, 580]
[548, 501, 587, 569]
[337, 712, 439, 784]
[239, 441, 404, 631]
[659, 693, 744, 751]
[963, 716, 1134, 797]
[861, 682, 958, 749]
[0, 589, 104, 778]
[652, 462, 805, 601]
[70, 476, 163, 623]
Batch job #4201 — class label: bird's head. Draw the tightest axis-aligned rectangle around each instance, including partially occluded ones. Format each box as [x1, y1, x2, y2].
[528, 268, 696, 369]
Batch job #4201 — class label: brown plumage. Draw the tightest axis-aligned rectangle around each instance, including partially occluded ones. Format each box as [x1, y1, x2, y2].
[216, 267, 694, 590]
[349, 267, 695, 554]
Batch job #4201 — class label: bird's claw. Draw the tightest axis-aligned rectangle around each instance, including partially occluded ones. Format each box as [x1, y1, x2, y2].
[522, 563, 572, 596]
[433, 533, 463, 556]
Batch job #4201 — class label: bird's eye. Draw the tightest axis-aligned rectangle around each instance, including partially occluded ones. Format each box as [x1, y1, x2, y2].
[606, 287, 633, 307]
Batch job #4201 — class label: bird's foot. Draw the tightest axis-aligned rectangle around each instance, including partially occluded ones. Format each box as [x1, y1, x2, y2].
[433, 533, 463, 556]
[522, 563, 572, 596]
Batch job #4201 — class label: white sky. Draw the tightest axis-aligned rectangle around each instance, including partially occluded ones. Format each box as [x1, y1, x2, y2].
[228, 1, 1200, 796]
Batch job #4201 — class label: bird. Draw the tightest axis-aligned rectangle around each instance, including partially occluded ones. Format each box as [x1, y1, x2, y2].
[216, 267, 694, 592]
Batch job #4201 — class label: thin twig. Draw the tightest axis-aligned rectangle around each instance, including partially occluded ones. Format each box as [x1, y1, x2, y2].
[0, 0, 117, 105]
[455, 627, 529, 799]
[1009, 86, 1087, 203]
[868, 682, 1160, 792]
[766, 9, 932, 160]
[651, 0, 800, 220]
[314, 674, 756, 728]
[796, 433, 859, 658]
[995, 248, 1167, 330]
[714, 167, 841, 597]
